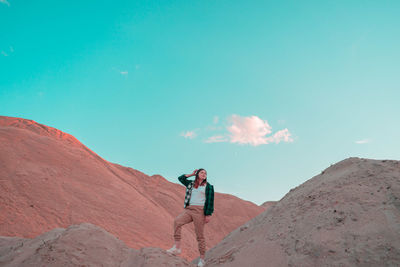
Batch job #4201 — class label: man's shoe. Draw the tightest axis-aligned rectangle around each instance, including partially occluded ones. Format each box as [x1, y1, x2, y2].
[166, 245, 181, 255]
[198, 258, 205, 267]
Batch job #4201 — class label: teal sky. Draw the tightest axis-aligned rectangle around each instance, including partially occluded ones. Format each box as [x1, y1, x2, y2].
[1, 1, 399, 205]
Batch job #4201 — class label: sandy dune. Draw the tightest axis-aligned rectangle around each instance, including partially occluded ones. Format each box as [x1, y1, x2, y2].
[204, 157, 400, 266]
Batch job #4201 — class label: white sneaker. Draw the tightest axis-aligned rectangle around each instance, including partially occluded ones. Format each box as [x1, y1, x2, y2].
[198, 258, 205, 267]
[166, 245, 181, 255]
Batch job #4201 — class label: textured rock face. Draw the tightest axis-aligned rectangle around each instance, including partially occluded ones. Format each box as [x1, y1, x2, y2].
[204, 158, 400, 267]
[260, 201, 276, 210]
[0, 116, 264, 260]
[0, 223, 194, 267]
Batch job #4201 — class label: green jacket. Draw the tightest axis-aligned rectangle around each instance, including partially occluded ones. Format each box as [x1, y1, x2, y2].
[178, 174, 214, 216]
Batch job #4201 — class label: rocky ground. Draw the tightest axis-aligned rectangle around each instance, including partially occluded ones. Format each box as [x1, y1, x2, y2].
[0, 223, 194, 267]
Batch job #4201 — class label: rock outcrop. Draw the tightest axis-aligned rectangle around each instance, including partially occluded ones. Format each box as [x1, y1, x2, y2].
[0, 223, 194, 267]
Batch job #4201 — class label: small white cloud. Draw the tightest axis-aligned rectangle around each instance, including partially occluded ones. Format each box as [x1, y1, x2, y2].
[1, 51, 8, 57]
[9, 46, 14, 52]
[135, 64, 140, 69]
[228, 115, 272, 146]
[0, 0, 10, 6]
[112, 67, 129, 76]
[180, 131, 197, 139]
[264, 128, 293, 144]
[227, 114, 293, 146]
[205, 135, 228, 143]
[184, 114, 293, 146]
[355, 139, 371, 144]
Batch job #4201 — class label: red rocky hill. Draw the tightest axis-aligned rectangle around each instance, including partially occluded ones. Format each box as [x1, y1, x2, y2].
[0, 116, 264, 260]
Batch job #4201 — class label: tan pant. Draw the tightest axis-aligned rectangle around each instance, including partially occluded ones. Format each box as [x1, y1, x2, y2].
[173, 205, 206, 257]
